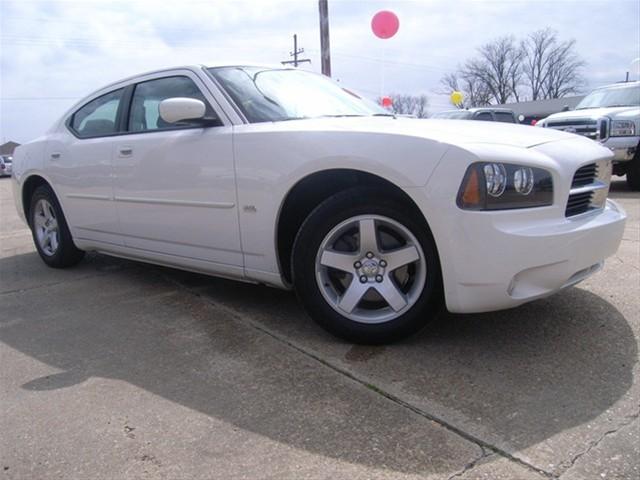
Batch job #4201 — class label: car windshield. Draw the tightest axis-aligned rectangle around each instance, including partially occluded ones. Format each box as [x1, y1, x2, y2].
[208, 66, 386, 123]
[431, 110, 473, 119]
[575, 84, 640, 109]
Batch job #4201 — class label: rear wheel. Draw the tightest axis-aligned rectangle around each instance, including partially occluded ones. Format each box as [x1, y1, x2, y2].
[292, 187, 442, 344]
[29, 185, 84, 268]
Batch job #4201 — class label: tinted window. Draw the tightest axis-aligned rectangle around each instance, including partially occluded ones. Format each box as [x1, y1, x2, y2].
[474, 112, 494, 121]
[129, 76, 215, 132]
[71, 88, 124, 137]
[494, 112, 516, 123]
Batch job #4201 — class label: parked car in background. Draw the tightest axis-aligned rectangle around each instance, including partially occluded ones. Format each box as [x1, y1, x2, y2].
[11, 65, 626, 343]
[0, 155, 13, 177]
[431, 108, 518, 123]
[538, 81, 640, 190]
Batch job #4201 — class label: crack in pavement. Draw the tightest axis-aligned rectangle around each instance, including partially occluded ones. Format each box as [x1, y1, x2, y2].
[446, 449, 493, 480]
[557, 408, 640, 478]
[160, 271, 556, 480]
[613, 255, 640, 272]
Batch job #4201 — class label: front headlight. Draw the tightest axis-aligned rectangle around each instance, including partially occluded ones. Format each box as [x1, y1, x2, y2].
[457, 162, 553, 210]
[610, 120, 636, 137]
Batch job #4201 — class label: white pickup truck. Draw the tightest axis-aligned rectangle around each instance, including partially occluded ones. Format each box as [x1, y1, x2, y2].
[538, 81, 640, 190]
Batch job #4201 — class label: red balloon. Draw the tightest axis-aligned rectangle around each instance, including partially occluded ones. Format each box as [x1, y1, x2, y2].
[381, 96, 393, 107]
[531, 119, 538, 126]
[371, 11, 399, 39]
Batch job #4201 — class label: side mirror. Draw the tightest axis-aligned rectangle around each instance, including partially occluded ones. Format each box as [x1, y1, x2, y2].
[562, 105, 570, 112]
[159, 97, 206, 124]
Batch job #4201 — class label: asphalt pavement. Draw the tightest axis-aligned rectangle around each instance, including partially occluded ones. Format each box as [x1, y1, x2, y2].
[1, 176, 638, 479]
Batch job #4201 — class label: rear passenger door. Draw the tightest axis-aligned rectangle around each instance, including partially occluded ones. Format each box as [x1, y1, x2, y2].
[111, 72, 243, 274]
[47, 87, 126, 245]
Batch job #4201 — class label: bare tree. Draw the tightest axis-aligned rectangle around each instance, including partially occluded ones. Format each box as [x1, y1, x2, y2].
[522, 28, 586, 100]
[440, 71, 493, 108]
[441, 30, 586, 105]
[465, 36, 524, 104]
[383, 94, 430, 118]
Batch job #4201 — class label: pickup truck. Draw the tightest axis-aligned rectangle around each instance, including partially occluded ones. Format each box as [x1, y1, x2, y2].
[538, 82, 640, 190]
[431, 108, 517, 123]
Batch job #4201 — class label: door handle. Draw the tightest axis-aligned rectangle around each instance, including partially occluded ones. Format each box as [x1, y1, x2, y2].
[50, 152, 61, 161]
[118, 147, 133, 157]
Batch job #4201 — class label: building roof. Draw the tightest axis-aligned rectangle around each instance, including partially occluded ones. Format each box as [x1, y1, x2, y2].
[0, 141, 20, 155]
[498, 96, 585, 118]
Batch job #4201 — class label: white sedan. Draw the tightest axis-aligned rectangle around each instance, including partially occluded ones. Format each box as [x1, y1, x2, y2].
[11, 65, 626, 343]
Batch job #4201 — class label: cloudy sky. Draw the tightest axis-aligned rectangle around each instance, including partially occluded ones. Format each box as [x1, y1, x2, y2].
[1, 0, 638, 143]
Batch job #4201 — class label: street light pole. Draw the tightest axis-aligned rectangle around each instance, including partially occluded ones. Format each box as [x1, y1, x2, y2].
[318, 0, 331, 77]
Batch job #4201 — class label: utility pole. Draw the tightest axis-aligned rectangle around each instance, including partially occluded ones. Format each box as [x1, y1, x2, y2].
[281, 34, 310, 67]
[318, 0, 331, 77]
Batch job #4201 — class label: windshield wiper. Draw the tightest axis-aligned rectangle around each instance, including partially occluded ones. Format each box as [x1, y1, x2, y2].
[372, 113, 396, 118]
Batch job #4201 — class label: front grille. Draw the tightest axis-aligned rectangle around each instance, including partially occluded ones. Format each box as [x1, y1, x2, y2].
[565, 162, 609, 217]
[571, 163, 598, 187]
[546, 119, 599, 140]
[566, 191, 594, 216]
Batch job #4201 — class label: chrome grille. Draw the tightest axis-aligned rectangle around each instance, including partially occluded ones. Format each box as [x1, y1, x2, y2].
[565, 161, 612, 217]
[546, 119, 607, 141]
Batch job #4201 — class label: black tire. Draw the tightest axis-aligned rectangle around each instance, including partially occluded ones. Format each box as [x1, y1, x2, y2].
[29, 184, 84, 268]
[626, 149, 640, 191]
[292, 187, 442, 344]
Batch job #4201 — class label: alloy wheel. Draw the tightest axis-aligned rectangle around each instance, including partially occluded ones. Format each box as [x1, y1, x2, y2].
[315, 214, 427, 324]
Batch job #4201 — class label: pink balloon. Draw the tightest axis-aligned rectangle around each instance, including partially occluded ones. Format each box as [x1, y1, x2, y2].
[371, 11, 399, 39]
[381, 96, 393, 107]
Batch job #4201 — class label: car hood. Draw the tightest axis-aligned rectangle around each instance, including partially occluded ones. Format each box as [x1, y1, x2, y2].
[545, 106, 640, 121]
[278, 116, 578, 149]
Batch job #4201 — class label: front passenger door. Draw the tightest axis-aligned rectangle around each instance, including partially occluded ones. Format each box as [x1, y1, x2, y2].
[111, 73, 242, 275]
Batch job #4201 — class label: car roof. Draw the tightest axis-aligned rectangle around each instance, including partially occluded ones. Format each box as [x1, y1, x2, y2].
[96, 63, 293, 92]
[468, 107, 515, 113]
[435, 108, 515, 114]
[594, 81, 640, 91]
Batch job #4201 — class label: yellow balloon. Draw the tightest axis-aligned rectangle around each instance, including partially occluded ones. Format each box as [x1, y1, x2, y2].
[450, 91, 464, 106]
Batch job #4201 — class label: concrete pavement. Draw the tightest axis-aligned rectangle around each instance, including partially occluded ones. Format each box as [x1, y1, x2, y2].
[1, 177, 638, 479]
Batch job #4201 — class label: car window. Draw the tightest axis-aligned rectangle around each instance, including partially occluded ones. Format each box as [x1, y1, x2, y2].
[71, 88, 124, 137]
[128, 76, 216, 132]
[576, 84, 640, 109]
[493, 112, 516, 123]
[474, 112, 494, 121]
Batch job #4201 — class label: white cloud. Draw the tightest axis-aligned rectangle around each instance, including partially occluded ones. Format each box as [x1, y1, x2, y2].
[1, 0, 638, 142]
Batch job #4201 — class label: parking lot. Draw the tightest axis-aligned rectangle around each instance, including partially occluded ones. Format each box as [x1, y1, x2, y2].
[0, 176, 638, 479]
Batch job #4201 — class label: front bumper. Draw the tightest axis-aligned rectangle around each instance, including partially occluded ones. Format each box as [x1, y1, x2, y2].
[603, 136, 638, 162]
[438, 199, 626, 313]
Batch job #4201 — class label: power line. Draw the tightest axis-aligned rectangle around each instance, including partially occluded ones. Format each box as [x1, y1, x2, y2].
[309, 49, 449, 72]
[0, 97, 78, 101]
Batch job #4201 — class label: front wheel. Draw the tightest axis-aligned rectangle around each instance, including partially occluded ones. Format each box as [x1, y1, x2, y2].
[626, 149, 640, 191]
[292, 187, 442, 344]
